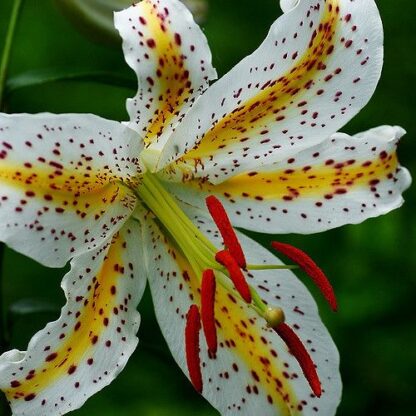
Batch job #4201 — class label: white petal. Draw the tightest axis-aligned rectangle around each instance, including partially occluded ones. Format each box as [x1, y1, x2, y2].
[0, 113, 142, 267]
[137, 205, 341, 415]
[163, 126, 410, 234]
[280, 0, 300, 13]
[0, 219, 146, 415]
[115, 0, 217, 154]
[158, 0, 384, 183]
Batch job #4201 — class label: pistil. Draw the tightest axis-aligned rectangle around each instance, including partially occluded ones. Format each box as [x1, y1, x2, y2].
[265, 307, 285, 328]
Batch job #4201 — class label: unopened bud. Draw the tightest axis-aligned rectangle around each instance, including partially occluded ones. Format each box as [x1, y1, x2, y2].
[54, 0, 208, 47]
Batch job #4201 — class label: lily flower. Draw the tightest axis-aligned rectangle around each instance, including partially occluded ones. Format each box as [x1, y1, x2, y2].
[0, 0, 410, 415]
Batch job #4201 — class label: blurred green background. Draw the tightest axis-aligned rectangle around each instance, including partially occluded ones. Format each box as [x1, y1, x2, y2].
[0, 0, 414, 415]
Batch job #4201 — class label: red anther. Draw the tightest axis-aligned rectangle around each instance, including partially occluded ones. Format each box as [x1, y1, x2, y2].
[271, 241, 337, 311]
[206, 195, 246, 268]
[185, 304, 203, 393]
[215, 250, 252, 303]
[201, 269, 217, 355]
[274, 323, 322, 397]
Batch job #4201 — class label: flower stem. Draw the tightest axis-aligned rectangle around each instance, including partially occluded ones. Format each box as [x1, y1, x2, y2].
[0, 0, 23, 108]
[0, 2, 24, 413]
[0, 0, 24, 348]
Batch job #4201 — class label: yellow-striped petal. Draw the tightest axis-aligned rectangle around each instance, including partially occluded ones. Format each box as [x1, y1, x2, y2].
[138, 206, 341, 415]
[0, 219, 146, 416]
[115, 0, 217, 151]
[163, 126, 410, 234]
[0, 113, 141, 267]
[159, 0, 383, 183]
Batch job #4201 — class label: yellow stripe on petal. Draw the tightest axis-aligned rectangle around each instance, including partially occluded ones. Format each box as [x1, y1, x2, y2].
[164, 126, 409, 235]
[214, 285, 297, 414]
[115, 0, 216, 149]
[1, 220, 145, 415]
[159, 0, 384, 185]
[0, 113, 141, 267]
[177, 0, 340, 164]
[4, 236, 125, 402]
[138, 1, 193, 144]
[188, 151, 399, 202]
[0, 160, 136, 266]
[0, 160, 119, 197]
[0, 160, 133, 213]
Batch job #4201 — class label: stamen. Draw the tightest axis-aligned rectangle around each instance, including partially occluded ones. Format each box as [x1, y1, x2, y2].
[201, 269, 217, 355]
[185, 304, 203, 393]
[215, 250, 252, 303]
[206, 195, 246, 268]
[271, 242, 337, 311]
[274, 323, 322, 397]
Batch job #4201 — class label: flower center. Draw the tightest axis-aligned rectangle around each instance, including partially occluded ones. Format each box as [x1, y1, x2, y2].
[132, 171, 337, 397]
[134, 171, 289, 319]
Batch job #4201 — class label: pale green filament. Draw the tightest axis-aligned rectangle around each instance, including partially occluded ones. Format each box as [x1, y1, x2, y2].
[136, 173, 217, 271]
[247, 264, 298, 271]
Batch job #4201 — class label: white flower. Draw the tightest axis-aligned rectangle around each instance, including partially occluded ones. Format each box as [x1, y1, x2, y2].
[0, 1, 410, 415]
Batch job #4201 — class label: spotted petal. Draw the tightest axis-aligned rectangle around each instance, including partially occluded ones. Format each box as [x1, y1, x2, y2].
[162, 126, 410, 234]
[158, 0, 383, 183]
[138, 205, 341, 415]
[115, 0, 217, 151]
[0, 219, 145, 416]
[0, 113, 142, 267]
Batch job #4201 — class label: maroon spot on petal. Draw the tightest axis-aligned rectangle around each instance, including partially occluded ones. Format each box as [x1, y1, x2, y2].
[25, 393, 36, 402]
[45, 352, 58, 362]
[146, 39, 156, 48]
[68, 365, 77, 375]
[174, 33, 182, 46]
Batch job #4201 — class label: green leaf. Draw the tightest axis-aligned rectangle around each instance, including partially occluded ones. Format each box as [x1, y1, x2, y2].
[54, 0, 130, 46]
[8, 298, 59, 317]
[6, 299, 60, 348]
[53, 0, 208, 46]
[6, 68, 136, 96]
